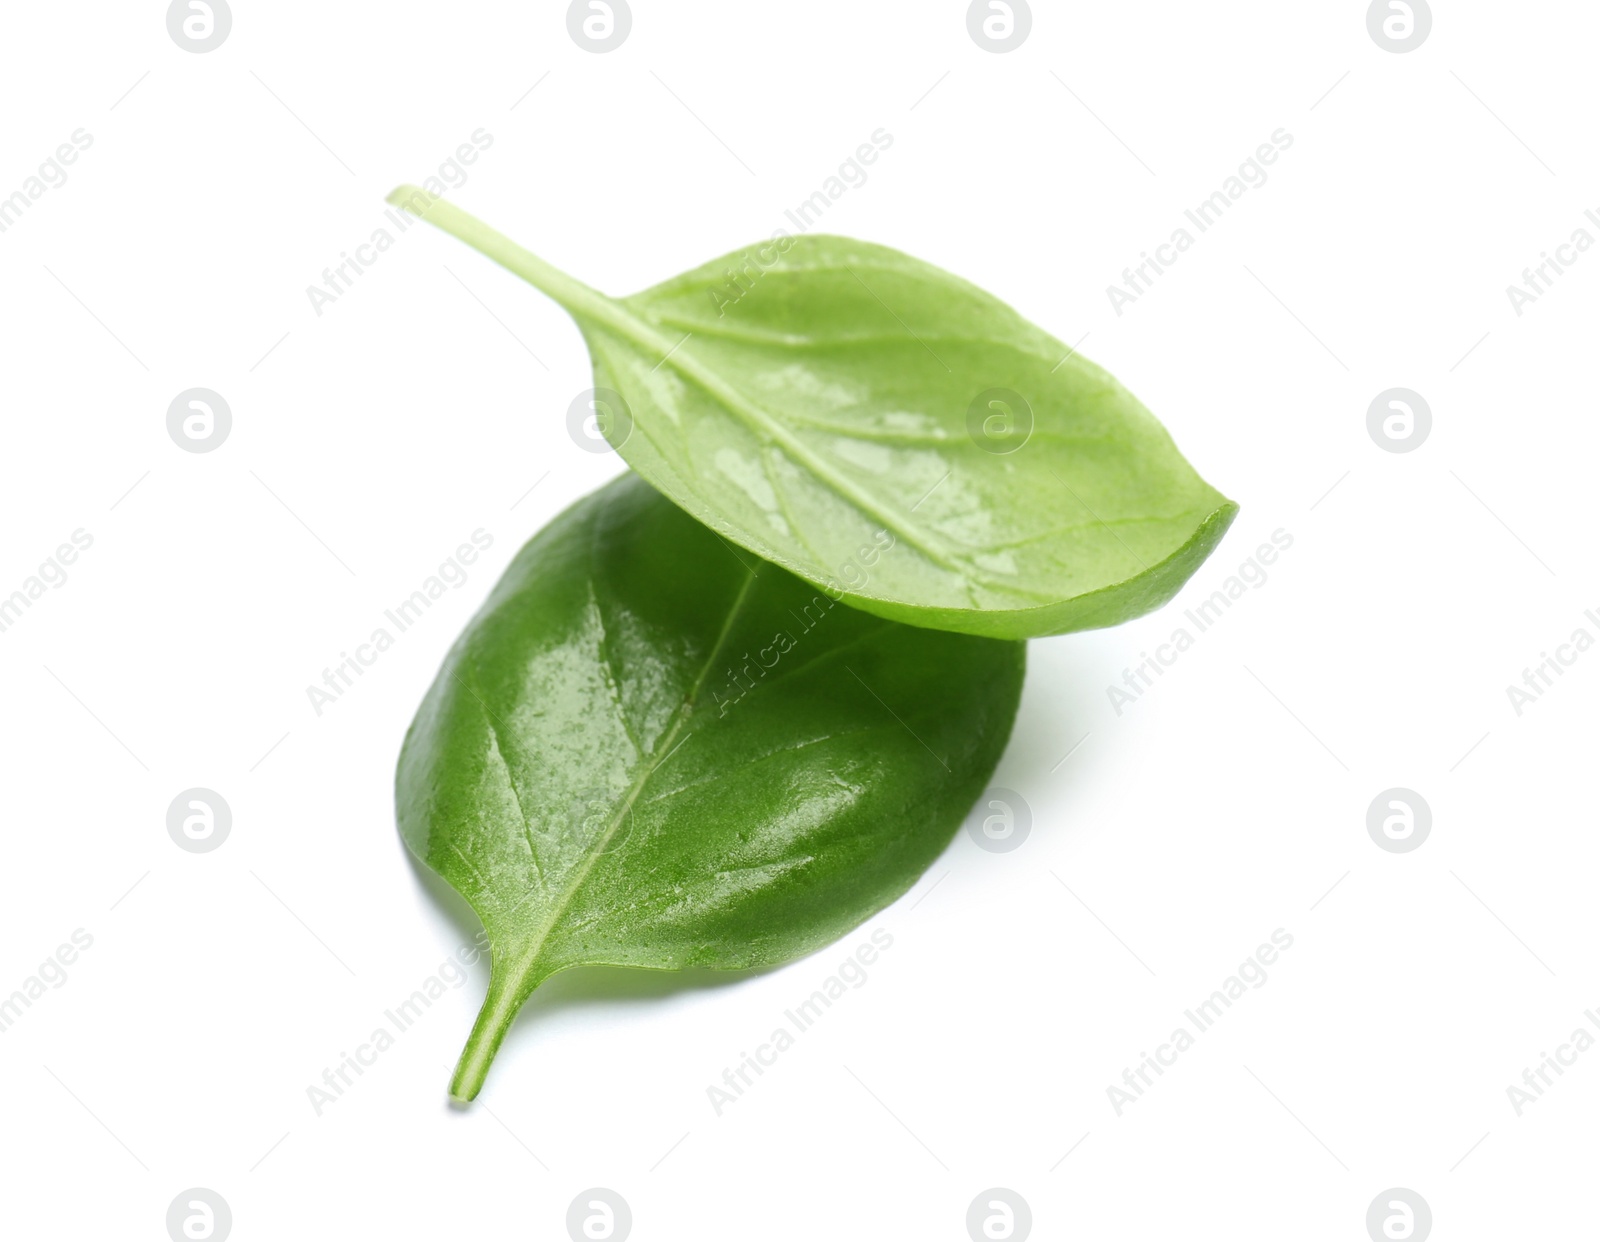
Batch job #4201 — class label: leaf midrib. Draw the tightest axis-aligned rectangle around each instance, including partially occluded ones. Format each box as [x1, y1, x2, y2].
[396, 192, 1166, 600]
[497, 562, 761, 988]
[388, 193, 967, 576]
[590, 325, 1191, 605]
[582, 308, 980, 581]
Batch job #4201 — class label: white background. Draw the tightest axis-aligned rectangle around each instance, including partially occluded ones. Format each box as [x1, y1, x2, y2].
[1, 1, 1595, 1238]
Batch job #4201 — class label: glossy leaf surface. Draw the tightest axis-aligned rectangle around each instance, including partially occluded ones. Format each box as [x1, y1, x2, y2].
[397, 474, 1024, 1100]
[388, 187, 1236, 639]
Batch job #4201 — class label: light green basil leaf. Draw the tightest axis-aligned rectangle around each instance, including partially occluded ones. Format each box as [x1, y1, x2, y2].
[397, 473, 1023, 1101]
[388, 187, 1237, 640]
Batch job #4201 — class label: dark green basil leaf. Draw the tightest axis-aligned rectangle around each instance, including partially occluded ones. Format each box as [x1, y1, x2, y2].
[387, 187, 1237, 641]
[397, 474, 1023, 1101]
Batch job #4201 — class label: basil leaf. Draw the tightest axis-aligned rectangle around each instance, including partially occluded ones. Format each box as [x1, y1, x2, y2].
[397, 473, 1024, 1101]
[388, 187, 1237, 640]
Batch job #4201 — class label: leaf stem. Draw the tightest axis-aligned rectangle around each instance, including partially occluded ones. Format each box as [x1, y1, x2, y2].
[449, 952, 545, 1103]
[387, 184, 623, 328]
[446, 567, 759, 1103]
[382, 186, 982, 582]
